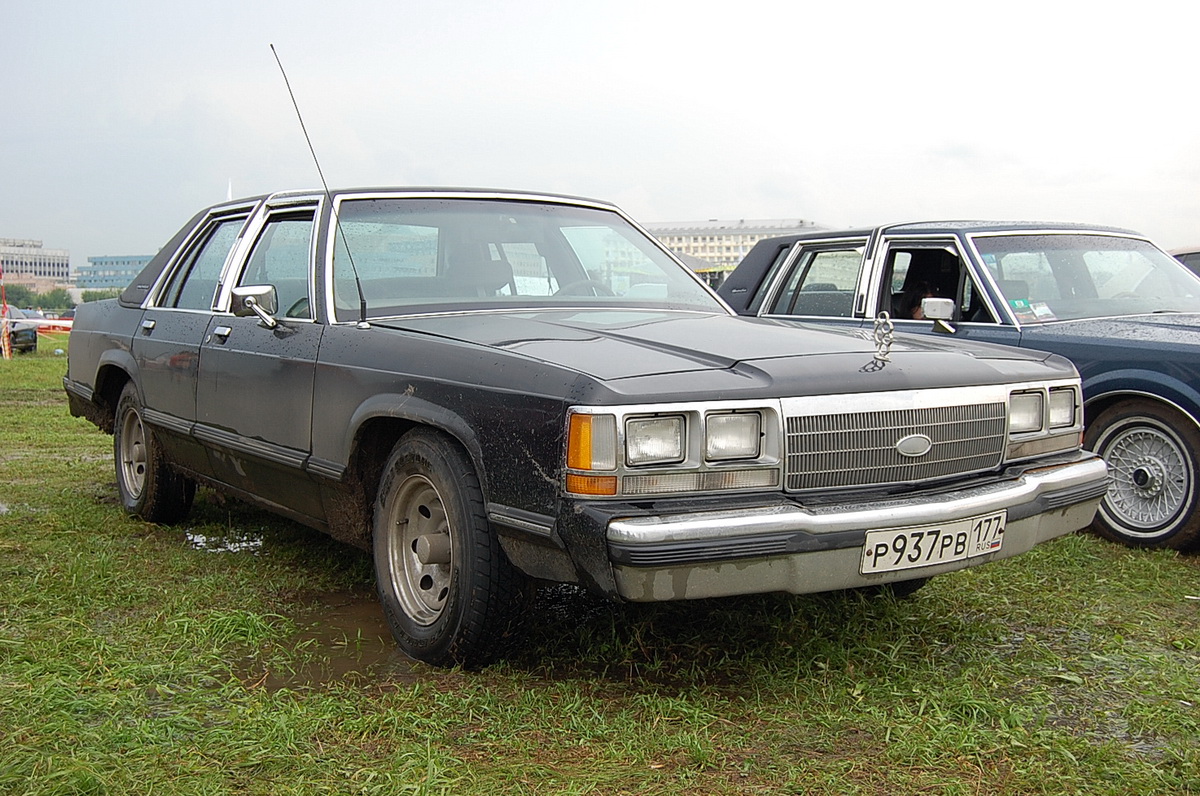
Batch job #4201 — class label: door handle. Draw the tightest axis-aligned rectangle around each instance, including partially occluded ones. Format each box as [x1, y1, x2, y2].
[212, 325, 233, 341]
[140, 319, 156, 333]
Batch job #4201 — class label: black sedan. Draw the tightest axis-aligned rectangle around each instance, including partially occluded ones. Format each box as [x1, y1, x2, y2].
[65, 191, 1107, 666]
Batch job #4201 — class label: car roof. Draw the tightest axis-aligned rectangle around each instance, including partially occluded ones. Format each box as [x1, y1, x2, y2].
[231, 186, 620, 209]
[718, 220, 1152, 314]
[759, 220, 1143, 245]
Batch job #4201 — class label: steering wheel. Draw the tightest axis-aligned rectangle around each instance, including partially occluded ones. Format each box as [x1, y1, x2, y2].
[286, 297, 311, 318]
[553, 279, 614, 297]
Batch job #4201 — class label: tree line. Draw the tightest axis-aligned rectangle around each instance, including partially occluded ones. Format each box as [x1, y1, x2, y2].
[2, 285, 121, 311]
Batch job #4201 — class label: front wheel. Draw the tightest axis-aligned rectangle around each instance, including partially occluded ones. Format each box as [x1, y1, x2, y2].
[373, 429, 526, 667]
[113, 382, 195, 524]
[1085, 400, 1200, 549]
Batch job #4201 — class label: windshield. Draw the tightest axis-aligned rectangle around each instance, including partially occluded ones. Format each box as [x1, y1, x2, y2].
[972, 234, 1200, 323]
[329, 198, 722, 322]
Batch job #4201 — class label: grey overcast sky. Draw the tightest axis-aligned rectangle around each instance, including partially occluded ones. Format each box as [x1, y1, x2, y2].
[2, 0, 1198, 267]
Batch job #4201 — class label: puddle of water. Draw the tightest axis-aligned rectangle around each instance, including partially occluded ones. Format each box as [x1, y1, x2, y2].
[248, 591, 425, 691]
[186, 531, 265, 555]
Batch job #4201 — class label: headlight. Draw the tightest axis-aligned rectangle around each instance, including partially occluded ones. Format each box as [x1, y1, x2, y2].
[565, 402, 781, 498]
[1009, 392, 1044, 434]
[1049, 387, 1076, 428]
[705, 412, 761, 461]
[626, 416, 685, 465]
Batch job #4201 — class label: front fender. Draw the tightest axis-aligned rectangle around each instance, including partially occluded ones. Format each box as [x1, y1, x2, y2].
[331, 392, 488, 486]
[1082, 368, 1200, 430]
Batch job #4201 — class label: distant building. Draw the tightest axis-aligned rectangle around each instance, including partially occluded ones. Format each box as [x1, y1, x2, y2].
[645, 219, 826, 287]
[0, 238, 70, 293]
[76, 254, 154, 292]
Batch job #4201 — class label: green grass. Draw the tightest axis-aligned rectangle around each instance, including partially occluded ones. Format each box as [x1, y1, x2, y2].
[2, 343, 1198, 794]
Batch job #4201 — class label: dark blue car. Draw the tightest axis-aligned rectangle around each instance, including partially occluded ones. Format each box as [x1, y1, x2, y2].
[2, 304, 38, 354]
[720, 221, 1200, 551]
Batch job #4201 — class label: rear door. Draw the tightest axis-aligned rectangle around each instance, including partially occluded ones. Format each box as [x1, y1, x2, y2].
[133, 206, 253, 475]
[758, 237, 870, 332]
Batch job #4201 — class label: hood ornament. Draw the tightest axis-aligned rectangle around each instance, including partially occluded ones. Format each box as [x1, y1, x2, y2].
[872, 311, 895, 362]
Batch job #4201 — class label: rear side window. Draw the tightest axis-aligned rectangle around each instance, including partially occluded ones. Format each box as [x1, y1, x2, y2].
[768, 248, 862, 317]
[161, 217, 246, 310]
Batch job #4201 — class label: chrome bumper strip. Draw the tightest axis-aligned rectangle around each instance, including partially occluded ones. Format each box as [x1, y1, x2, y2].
[607, 453, 1107, 567]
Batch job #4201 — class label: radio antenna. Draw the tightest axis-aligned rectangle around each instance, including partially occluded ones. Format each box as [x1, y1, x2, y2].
[270, 43, 369, 327]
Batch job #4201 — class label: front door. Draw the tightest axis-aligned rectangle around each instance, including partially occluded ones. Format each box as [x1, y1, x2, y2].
[194, 205, 325, 521]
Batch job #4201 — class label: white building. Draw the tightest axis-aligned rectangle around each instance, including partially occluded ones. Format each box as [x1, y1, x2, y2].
[0, 238, 71, 293]
[645, 219, 825, 287]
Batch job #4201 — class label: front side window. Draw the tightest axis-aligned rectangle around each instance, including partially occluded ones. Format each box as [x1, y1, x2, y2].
[329, 198, 721, 321]
[973, 234, 1200, 323]
[238, 211, 316, 319]
[880, 245, 995, 323]
[162, 216, 246, 310]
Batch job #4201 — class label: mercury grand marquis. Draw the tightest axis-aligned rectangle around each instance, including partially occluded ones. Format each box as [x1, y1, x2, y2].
[65, 189, 1108, 666]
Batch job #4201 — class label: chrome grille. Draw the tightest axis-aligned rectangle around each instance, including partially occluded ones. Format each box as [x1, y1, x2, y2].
[785, 403, 1006, 491]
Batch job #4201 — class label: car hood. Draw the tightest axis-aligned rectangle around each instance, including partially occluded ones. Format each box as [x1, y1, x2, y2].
[380, 310, 1066, 391]
[1022, 313, 1200, 351]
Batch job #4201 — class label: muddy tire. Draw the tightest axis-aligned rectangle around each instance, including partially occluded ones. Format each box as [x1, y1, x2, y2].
[373, 429, 525, 667]
[1085, 400, 1200, 550]
[113, 382, 195, 523]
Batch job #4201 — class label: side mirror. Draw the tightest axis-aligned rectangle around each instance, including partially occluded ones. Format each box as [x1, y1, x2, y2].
[921, 297, 956, 334]
[231, 285, 279, 329]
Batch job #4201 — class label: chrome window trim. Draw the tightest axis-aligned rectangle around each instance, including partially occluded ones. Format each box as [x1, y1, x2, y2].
[213, 195, 323, 318]
[319, 190, 724, 326]
[960, 228, 1175, 331]
[867, 235, 1007, 326]
[756, 236, 870, 319]
[145, 201, 260, 310]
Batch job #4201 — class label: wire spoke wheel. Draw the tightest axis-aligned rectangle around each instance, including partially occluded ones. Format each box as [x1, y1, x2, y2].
[1086, 400, 1200, 549]
[1104, 426, 1188, 529]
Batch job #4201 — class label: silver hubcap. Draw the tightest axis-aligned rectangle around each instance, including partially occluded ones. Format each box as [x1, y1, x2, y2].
[119, 408, 147, 500]
[1101, 423, 1189, 534]
[384, 474, 453, 626]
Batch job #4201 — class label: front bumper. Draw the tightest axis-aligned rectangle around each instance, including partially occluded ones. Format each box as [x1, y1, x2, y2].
[605, 451, 1108, 601]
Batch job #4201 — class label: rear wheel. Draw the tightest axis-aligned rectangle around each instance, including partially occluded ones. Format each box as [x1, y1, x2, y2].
[1085, 400, 1200, 549]
[373, 429, 525, 667]
[113, 382, 195, 523]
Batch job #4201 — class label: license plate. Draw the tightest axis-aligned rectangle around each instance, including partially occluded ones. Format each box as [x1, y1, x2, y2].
[860, 511, 1007, 575]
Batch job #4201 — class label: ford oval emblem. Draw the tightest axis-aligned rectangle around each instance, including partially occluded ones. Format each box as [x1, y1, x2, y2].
[896, 433, 933, 457]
